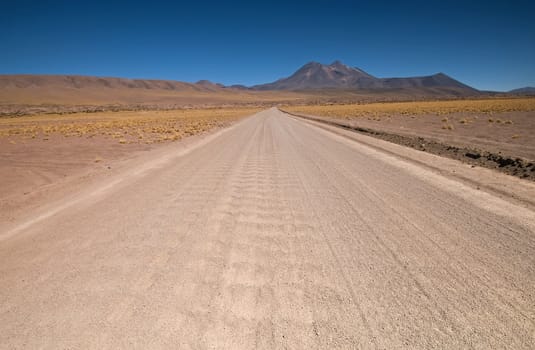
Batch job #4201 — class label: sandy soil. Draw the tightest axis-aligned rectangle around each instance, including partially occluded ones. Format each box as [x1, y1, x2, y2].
[0, 108, 254, 231]
[283, 109, 535, 180]
[283, 106, 535, 161]
[0, 135, 154, 224]
[334, 111, 535, 161]
[1, 108, 534, 348]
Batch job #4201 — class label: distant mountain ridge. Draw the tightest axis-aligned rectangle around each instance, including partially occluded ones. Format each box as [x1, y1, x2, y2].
[1, 61, 506, 108]
[0, 74, 286, 108]
[252, 61, 478, 94]
[0, 74, 229, 93]
[0, 62, 479, 95]
[508, 87, 535, 95]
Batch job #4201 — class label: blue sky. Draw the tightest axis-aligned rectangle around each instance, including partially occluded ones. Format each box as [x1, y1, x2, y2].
[1, 0, 534, 91]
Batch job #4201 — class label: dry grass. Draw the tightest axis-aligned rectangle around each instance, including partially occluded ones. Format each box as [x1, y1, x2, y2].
[0, 107, 260, 144]
[285, 98, 535, 119]
[284, 98, 535, 161]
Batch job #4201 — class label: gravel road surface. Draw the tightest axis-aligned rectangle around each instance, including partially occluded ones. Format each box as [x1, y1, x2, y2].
[1, 108, 534, 349]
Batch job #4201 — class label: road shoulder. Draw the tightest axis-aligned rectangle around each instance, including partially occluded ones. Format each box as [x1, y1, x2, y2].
[282, 109, 535, 210]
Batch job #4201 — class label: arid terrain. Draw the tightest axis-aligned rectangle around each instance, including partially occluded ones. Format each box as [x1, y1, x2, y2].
[3, 0, 535, 344]
[1, 106, 535, 348]
[0, 107, 260, 226]
[0, 69, 534, 349]
[0, 62, 492, 116]
[285, 98, 535, 178]
[0, 75, 304, 107]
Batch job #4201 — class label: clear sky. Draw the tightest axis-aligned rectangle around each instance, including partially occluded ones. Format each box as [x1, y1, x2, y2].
[1, 0, 534, 91]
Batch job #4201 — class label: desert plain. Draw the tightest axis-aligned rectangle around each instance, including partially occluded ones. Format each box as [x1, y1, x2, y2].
[1, 71, 535, 349]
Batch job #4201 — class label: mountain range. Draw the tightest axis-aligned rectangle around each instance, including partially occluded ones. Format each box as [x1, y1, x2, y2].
[252, 61, 478, 94]
[0, 61, 479, 95]
[3, 61, 532, 109]
[508, 87, 535, 95]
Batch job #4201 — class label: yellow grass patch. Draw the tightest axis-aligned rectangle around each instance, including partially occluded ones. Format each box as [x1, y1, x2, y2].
[0, 107, 261, 144]
[285, 98, 535, 119]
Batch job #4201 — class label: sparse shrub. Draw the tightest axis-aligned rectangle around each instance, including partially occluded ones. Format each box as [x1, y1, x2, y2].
[0, 107, 260, 145]
[285, 98, 535, 119]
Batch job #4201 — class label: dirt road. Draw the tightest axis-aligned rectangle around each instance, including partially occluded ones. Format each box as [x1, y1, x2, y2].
[1, 108, 534, 349]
